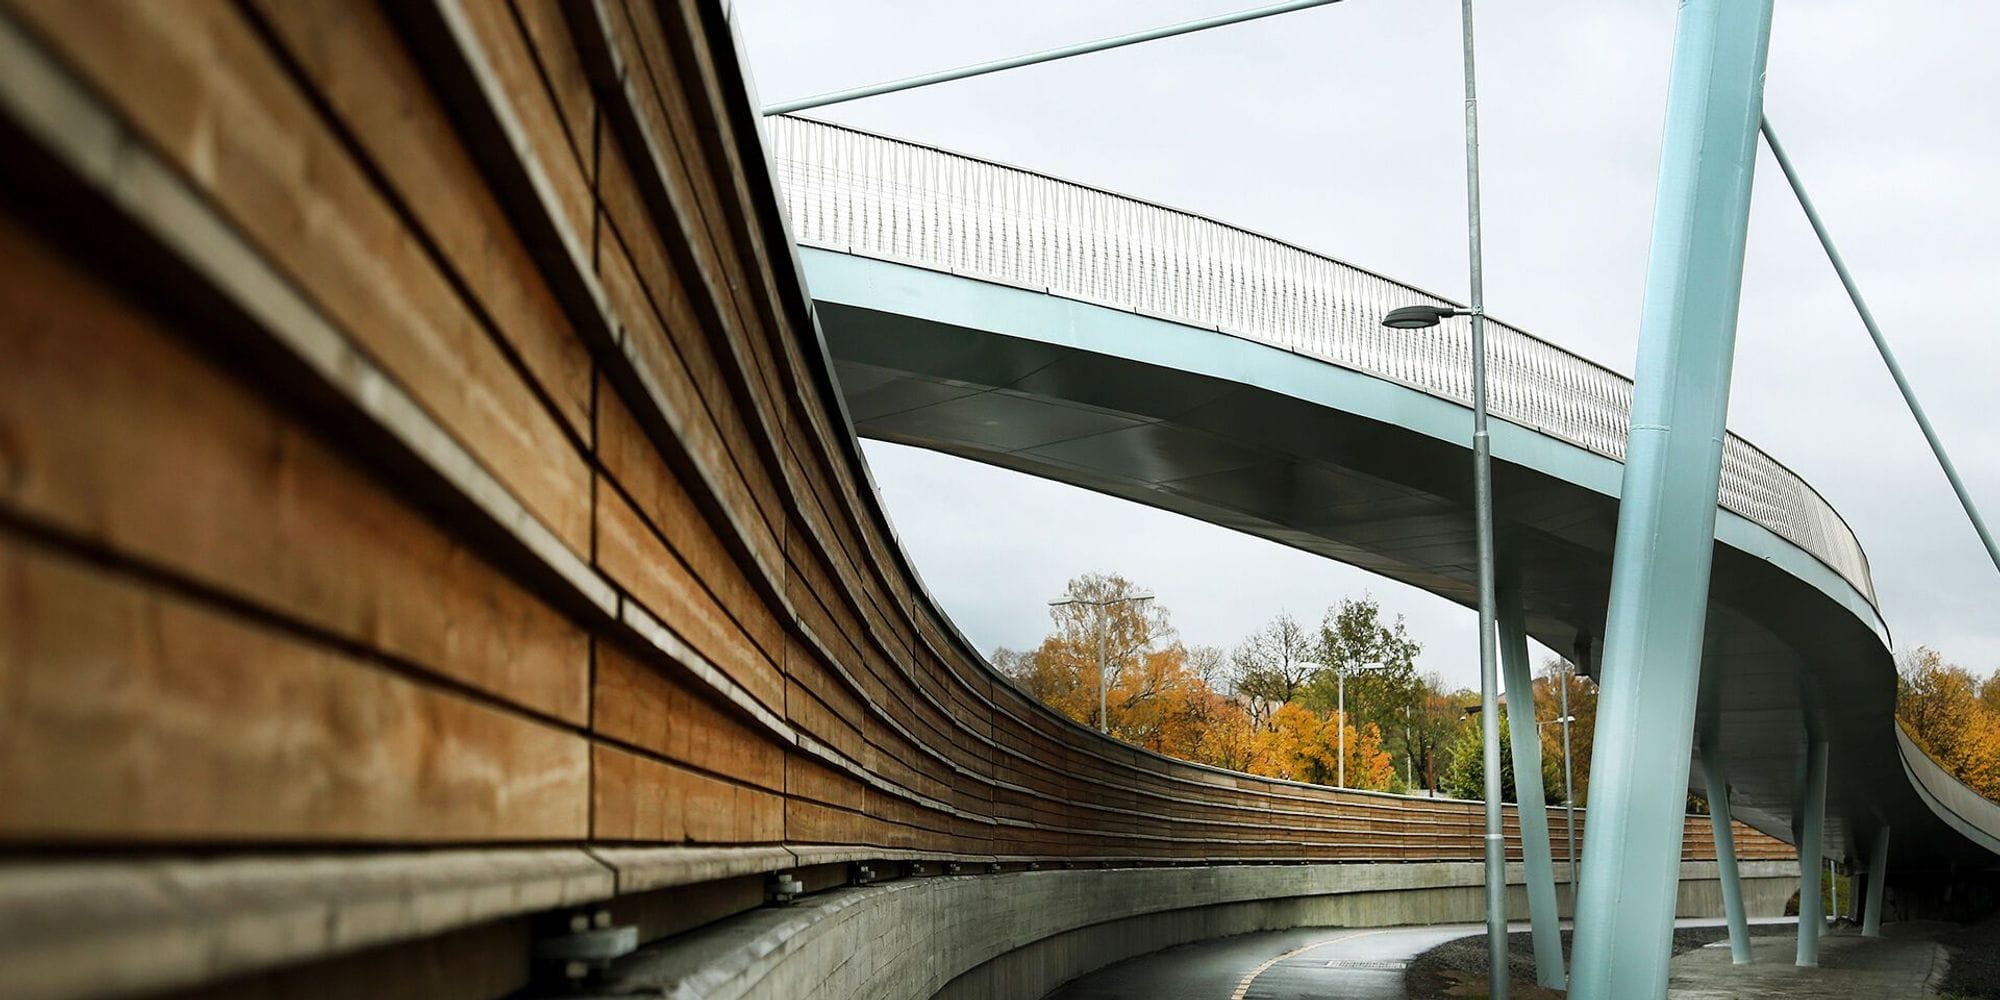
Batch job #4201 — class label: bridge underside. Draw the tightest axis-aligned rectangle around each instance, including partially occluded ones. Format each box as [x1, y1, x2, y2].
[807, 248, 1996, 876]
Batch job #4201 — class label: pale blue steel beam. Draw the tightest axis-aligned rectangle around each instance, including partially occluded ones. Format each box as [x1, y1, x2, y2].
[1760, 118, 2000, 578]
[761, 0, 1344, 116]
[1499, 583, 1566, 988]
[1567, 1, 1774, 997]
[1698, 741, 1752, 964]
[1796, 741, 1829, 967]
[1862, 827, 1890, 937]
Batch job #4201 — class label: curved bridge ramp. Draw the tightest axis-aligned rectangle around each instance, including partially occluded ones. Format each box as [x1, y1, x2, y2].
[771, 114, 2000, 877]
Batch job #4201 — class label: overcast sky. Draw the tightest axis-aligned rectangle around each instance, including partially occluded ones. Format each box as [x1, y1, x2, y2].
[734, 0, 2000, 693]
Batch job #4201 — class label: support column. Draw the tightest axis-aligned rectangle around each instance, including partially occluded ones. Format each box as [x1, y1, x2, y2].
[1566, 1, 1774, 997]
[1863, 826, 1890, 937]
[1499, 584, 1565, 988]
[1796, 741, 1828, 967]
[1698, 743, 1752, 964]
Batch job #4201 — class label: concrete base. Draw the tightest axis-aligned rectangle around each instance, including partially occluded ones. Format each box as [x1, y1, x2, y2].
[591, 860, 1797, 1000]
[1669, 924, 1949, 998]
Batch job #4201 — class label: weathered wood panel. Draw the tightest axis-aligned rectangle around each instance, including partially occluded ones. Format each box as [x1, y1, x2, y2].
[0, 534, 589, 841]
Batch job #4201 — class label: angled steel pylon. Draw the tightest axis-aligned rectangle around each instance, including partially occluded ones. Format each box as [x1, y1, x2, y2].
[1567, 1, 1775, 997]
[1498, 582, 1565, 987]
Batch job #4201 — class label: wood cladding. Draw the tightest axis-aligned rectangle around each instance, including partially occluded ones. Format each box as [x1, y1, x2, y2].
[0, 0, 1796, 992]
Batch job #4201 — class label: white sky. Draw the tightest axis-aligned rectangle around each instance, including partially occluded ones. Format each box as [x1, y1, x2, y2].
[734, 0, 2000, 693]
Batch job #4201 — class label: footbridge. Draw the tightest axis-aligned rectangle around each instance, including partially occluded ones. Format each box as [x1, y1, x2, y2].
[771, 113, 2000, 879]
[0, 2, 1992, 1000]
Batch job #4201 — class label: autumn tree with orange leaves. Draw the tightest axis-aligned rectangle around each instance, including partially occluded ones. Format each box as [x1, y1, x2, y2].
[997, 576, 1405, 790]
[1247, 703, 1394, 787]
[996, 573, 1259, 770]
[1898, 646, 2000, 800]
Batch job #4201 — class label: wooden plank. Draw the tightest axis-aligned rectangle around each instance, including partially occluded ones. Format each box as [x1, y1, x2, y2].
[506, 0, 597, 179]
[248, 0, 595, 442]
[591, 744, 783, 843]
[595, 379, 782, 664]
[594, 485, 783, 714]
[590, 0, 788, 418]
[7, 0, 592, 556]
[592, 216, 785, 575]
[593, 641, 784, 792]
[595, 124, 787, 548]
[0, 535, 589, 841]
[0, 207, 590, 725]
[441, 0, 596, 264]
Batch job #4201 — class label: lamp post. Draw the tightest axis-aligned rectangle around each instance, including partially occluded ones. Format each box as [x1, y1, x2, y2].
[1558, 662, 1578, 891]
[1048, 592, 1155, 734]
[1538, 702, 1580, 889]
[1380, 4, 1502, 992]
[1305, 660, 1387, 788]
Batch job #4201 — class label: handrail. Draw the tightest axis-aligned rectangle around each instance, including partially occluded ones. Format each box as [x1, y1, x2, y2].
[766, 114, 1877, 606]
[1895, 724, 2000, 856]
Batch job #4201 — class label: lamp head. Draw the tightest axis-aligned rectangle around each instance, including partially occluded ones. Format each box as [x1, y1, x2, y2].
[1382, 304, 1458, 330]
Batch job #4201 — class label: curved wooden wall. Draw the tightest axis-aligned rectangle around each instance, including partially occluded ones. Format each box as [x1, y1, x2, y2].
[0, 1, 1790, 996]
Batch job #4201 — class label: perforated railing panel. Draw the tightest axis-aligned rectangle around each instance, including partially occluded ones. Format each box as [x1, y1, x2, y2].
[769, 116, 1876, 606]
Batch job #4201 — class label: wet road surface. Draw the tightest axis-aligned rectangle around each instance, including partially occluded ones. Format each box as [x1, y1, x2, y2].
[1044, 924, 1483, 1000]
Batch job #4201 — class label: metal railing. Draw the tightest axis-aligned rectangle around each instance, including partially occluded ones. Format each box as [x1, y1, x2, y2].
[767, 115, 1877, 606]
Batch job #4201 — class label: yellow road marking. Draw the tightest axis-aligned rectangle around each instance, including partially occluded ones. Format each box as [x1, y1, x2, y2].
[1228, 927, 1406, 1000]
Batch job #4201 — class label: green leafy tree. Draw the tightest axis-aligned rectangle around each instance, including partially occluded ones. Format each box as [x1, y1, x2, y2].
[1439, 707, 1565, 803]
[1299, 596, 1424, 782]
[1411, 679, 1475, 794]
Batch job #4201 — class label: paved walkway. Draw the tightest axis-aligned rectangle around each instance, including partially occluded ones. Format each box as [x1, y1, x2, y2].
[1667, 925, 1949, 999]
[1048, 919, 1954, 999]
[1045, 924, 1481, 1000]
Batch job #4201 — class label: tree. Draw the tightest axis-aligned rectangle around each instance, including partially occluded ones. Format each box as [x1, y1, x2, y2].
[1245, 703, 1394, 790]
[991, 646, 1032, 687]
[1299, 596, 1423, 781]
[1439, 707, 1565, 803]
[1187, 643, 1228, 689]
[1114, 643, 1221, 757]
[1898, 646, 2000, 798]
[1003, 574, 1274, 773]
[1411, 679, 1476, 794]
[1534, 657, 1597, 805]
[1012, 572, 1171, 730]
[1231, 611, 1320, 720]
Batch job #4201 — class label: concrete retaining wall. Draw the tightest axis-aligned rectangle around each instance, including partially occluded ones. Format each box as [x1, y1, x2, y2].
[591, 860, 1799, 1000]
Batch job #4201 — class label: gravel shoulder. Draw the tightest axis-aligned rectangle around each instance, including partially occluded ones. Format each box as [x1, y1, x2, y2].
[1938, 917, 2000, 999]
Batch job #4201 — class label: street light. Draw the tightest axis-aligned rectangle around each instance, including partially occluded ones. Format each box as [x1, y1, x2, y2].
[1381, 304, 1474, 329]
[1541, 702, 1581, 872]
[1556, 657, 1580, 895]
[1303, 659, 1387, 788]
[1381, 2, 1505, 992]
[1048, 592, 1156, 734]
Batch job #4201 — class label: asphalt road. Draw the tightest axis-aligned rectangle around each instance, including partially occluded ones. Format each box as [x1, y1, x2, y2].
[1043, 924, 1485, 1000]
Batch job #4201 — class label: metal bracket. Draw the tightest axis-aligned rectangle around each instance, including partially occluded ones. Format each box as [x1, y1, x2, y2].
[533, 908, 637, 984]
[768, 871, 805, 903]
